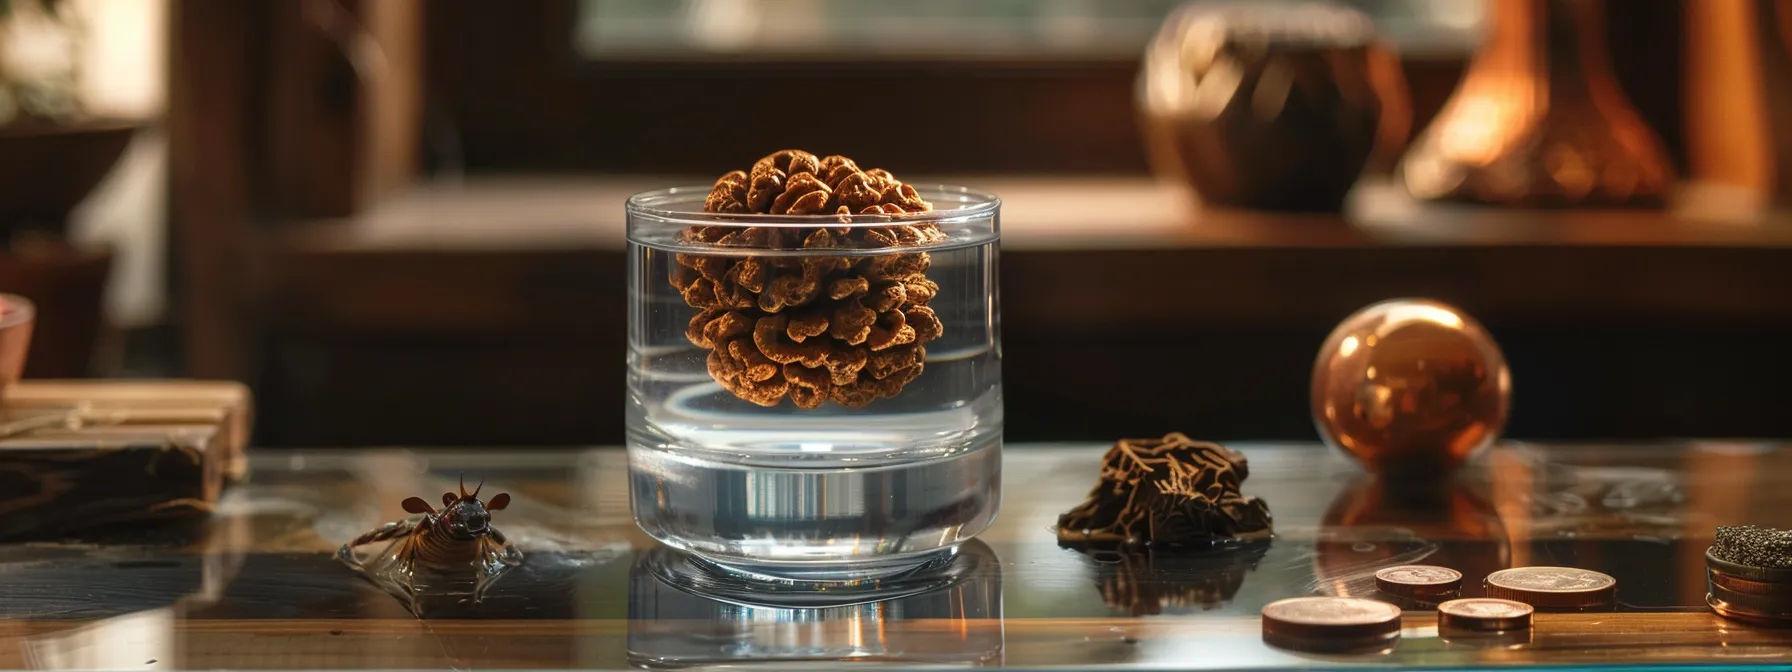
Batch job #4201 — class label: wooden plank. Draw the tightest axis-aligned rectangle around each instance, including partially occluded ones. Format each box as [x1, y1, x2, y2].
[5, 379, 253, 480]
[167, 0, 263, 382]
[0, 422, 222, 540]
[355, 0, 423, 205]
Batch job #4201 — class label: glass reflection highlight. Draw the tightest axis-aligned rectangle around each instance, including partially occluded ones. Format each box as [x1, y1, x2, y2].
[628, 541, 1003, 668]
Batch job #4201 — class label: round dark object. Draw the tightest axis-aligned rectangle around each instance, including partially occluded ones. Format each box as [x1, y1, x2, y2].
[1483, 567, 1616, 610]
[1437, 598, 1533, 632]
[1374, 565, 1463, 601]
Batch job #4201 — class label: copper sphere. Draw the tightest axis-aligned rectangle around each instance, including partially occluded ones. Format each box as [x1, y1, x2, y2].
[1311, 299, 1510, 471]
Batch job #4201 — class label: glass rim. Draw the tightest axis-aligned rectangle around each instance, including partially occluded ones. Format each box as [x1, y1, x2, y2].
[626, 183, 1001, 229]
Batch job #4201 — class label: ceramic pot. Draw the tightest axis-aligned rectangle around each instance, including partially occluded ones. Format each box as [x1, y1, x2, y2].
[1138, 1, 1410, 213]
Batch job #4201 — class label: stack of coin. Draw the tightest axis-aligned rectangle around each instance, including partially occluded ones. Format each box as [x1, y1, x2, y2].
[1435, 597, 1535, 647]
[1374, 565, 1463, 607]
[1261, 597, 1403, 653]
[1707, 546, 1792, 625]
[1483, 566, 1616, 612]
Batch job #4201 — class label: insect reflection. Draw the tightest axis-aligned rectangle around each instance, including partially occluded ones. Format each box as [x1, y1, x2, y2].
[340, 475, 523, 615]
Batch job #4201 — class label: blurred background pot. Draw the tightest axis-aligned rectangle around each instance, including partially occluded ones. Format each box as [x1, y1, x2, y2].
[1137, 1, 1410, 213]
[0, 120, 132, 379]
[1397, 0, 1675, 207]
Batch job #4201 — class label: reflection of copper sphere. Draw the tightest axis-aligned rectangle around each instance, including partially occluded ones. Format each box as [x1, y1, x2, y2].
[1315, 475, 1509, 600]
[1312, 299, 1510, 472]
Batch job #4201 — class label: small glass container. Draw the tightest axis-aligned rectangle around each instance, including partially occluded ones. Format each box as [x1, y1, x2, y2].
[625, 185, 1002, 580]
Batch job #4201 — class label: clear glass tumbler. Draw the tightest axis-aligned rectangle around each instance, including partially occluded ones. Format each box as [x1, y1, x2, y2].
[626, 185, 1003, 579]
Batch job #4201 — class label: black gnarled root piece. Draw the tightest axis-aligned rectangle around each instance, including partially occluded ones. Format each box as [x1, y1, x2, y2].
[1057, 433, 1273, 548]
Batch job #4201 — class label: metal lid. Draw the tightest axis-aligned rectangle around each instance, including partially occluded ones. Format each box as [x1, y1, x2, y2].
[1707, 546, 1792, 583]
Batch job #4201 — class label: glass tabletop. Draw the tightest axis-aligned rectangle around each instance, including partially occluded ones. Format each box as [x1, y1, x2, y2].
[3, 441, 1791, 670]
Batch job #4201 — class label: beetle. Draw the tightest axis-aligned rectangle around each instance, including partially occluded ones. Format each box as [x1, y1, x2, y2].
[346, 475, 519, 610]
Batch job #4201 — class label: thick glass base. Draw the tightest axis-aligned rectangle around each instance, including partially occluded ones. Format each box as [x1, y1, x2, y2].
[642, 544, 975, 608]
[627, 431, 1001, 580]
[627, 540, 1005, 669]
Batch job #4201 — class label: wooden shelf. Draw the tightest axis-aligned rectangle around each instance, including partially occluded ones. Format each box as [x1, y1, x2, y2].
[268, 176, 1792, 333]
[279, 175, 1792, 251]
[253, 177, 1792, 447]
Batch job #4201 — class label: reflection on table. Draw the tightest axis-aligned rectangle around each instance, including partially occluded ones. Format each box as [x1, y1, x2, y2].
[3, 442, 1792, 670]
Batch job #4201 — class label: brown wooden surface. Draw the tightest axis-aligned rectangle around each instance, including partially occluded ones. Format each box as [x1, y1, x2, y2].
[248, 176, 1792, 447]
[2, 442, 1790, 669]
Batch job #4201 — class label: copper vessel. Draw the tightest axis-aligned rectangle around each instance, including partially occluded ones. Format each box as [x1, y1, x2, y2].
[1682, 0, 1792, 213]
[1399, 0, 1675, 207]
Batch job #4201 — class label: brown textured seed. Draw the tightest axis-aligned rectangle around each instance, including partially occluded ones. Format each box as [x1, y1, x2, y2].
[673, 150, 941, 408]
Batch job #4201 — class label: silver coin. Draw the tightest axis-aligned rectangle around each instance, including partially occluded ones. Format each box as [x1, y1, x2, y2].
[1441, 598, 1531, 617]
[1262, 597, 1402, 627]
[1486, 567, 1614, 592]
[1437, 598, 1534, 632]
[1375, 565, 1462, 586]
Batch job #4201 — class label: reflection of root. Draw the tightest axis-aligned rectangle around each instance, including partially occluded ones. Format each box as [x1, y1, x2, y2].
[1084, 543, 1270, 617]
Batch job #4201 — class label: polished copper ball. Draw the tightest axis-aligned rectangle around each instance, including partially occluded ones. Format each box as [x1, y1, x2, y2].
[1311, 299, 1510, 471]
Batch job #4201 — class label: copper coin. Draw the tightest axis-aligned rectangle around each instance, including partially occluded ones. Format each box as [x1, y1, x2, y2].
[1261, 597, 1403, 645]
[1436, 598, 1533, 632]
[1483, 567, 1616, 609]
[1374, 565, 1463, 599]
